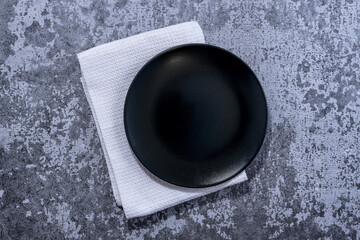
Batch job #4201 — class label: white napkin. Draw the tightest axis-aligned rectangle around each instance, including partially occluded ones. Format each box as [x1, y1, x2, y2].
[77, 22, 248, 219]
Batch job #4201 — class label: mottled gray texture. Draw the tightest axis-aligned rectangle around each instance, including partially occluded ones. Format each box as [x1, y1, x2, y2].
[0, 0, 359, 239]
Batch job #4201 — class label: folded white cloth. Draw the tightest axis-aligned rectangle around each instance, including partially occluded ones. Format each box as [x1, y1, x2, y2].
[77, 22, 248, 219]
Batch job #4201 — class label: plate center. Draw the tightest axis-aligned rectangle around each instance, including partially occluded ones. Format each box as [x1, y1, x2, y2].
[154, 70, 242, 162]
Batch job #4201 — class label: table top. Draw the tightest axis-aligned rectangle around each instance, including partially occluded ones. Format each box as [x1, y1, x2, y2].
[1, 1, 359, 239]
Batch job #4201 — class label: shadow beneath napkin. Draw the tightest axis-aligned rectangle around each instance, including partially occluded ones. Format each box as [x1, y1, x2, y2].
[125, 180, 251, 230]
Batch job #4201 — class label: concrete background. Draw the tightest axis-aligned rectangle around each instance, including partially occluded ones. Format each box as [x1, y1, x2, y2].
[0, 0, 359, 239]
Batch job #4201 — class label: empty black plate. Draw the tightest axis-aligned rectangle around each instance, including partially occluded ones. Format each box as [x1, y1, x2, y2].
[124, 44, 267, 188]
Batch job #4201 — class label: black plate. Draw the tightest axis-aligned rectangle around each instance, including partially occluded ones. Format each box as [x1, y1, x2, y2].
[124, 44, 267, 188]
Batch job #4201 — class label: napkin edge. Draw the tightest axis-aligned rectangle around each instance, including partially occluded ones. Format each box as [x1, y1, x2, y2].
[77, 21, 204, 61]
[77, 75, 122, 207]
[126, 171, 248, 219]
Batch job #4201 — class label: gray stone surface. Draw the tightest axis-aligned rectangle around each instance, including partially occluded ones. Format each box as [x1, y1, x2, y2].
[0, 0, 359, 239]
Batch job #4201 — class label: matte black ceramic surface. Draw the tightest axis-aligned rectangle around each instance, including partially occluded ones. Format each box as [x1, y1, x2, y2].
[124, 44, 267, 188]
